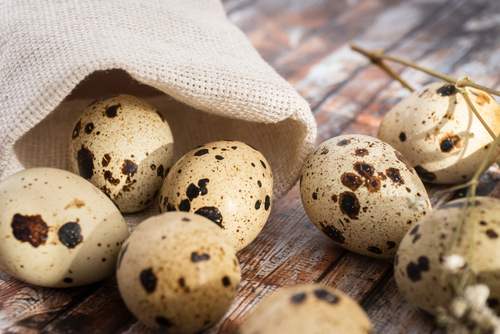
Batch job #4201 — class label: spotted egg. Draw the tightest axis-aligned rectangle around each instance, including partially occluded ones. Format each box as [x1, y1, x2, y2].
[237, 284, 373, 334]
[0, 168, 129, 287]
[159, 140, 273, 251]
[116, 212, 241, 333]
[69, 94, 174, 213]
[378, 81, 500, 184]
[300, 134, 431, 258]
[395, 196, 500, 315]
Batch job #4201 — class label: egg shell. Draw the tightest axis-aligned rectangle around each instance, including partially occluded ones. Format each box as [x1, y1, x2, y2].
[300, 134, 431, 258]
[395, 196, 500, 315]
[116, 212, 241, 333]
[159, 140, 273, 251]
[69, 94, 174, 213]
[237, 284, 373, 334]
[0, 168, 129, 287]
[378, 81, 500, 184]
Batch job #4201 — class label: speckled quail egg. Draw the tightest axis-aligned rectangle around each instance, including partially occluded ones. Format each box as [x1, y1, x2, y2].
[69, 94, 174, 213]
[300, 134, 431, 258]
[116, 211, 241, 333]
[0, 168, 129, 287]
[237, 284, 373, 334]
[395, 196, 500, 316]
[159, 140, 273, 251]
[378, 81, 500, 184]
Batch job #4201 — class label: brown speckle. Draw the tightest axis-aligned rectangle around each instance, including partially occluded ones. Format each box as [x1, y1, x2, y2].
[486, 229, 498, 239]
[341, 173, 363, 191]
[102, 154, 111, 167]
[11, 214, 48, 248]
[105, 104, 121, 117]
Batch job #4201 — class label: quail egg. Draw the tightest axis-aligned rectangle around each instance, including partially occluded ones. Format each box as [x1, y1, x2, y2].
[300, 134, 431, 258]
[395, 196, 500, 315]
[378, 81, 500, 184]
[237, 284, 373, 334]
[0, 168, 129, 287]
[69, 94, 174, 213]
[116, 211, 241, 333]
[159, 140, 273, 251]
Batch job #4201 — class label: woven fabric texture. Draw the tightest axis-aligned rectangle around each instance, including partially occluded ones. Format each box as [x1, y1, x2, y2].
[0, 0, 317, 221]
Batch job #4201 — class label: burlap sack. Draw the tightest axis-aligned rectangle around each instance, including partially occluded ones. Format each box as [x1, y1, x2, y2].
[0, 0, 316, 226]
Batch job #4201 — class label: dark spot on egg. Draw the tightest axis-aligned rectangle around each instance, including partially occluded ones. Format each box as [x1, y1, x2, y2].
[231, 146, 237, 150]
[77, 145, 95, 180]
[314, 289, 339, 304]
[215, 155, 224, 160]
[157, 165, 164, 178]
[222, 276, 230, 286]
[339, 192, 360, 219]
[399, 132, 406, 142]
[386, 168, 404, 185]
[291, 293, 307, 304]
[84, 123, 94, 134]
[105, 104, 121, 118]
[354, 162, 374, 178]
[480, 221, 487, 226]
[365, 178, 381, 193]
[409, 225, 420, 235]
[195, 207, 223, 227]
[355, 148, 369, 157]
[63, 277, 73, 284]
[58, 222, 83, 249]
[337, 139, 350, 146]
[72, 120, 82, 139]
[194, 149, 209, 156]
[186, 184, 200, 201]
[319, 221, 345, 244]
[178, 277, 185, 287]
[486, 229, 498, 239]
[440, 135, 461, 153]
[165, 202, 176, 212]
[341, 173, 363, 191]
[320, 147, 329, 155]
[437, 85, 456, 96]
[255, 200, 262, 210]
[102, 154, 111, 167]
[104, 170, 120, 186]
[260, 160, 267, 169]
[312, 192, 318, 200]
[406, 256, 430, 282]
[387, 241, 396, 249]
[414, 166, 437, 182]
[121, 159, 138, 179]
[156, 111, 166, 122]
[412, 234, 422, 244]
[367, 246, 382, 254]
[331, 195, 338, 203]
[265, 195, 271, 211]
[11, 214, 48, 248]
[140, 268, 157, 292]
[191, 252, 210, 262]
[155, 316, 173, 328]
[257, 180, 262, 187]
[150, 164, 156, 170]
[179, 199, 191, 212]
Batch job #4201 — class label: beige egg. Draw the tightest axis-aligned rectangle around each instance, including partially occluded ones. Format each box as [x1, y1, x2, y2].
[237, 284, 373, 334]
[300, 134, 431, 258]
[69, 94, 174, 213]
[116, 212, 241, 333]
[395, 196, 500, 315]
[0, 168, 129, 287]
[159, 140, 273, 251]
[378, 81, 500, 184]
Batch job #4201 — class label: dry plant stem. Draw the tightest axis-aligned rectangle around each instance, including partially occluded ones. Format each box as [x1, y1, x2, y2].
[350, 44, 500, 97]
[350, 44, 415, 92]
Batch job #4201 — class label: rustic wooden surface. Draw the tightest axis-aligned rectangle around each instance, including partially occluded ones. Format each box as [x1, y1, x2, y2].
[3, 0, 500, 333]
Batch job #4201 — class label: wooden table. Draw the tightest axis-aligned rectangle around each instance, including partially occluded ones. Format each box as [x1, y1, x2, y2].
[3, 0, 500, 333]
